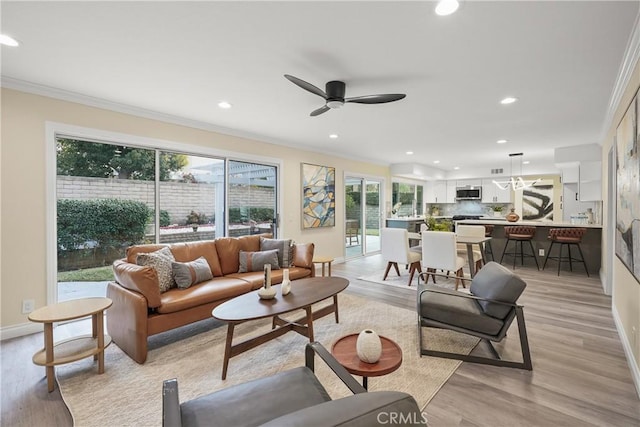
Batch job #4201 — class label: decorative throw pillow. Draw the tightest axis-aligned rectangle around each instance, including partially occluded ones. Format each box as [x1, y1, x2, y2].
[136, 247, 176, 293]
[171, 257, 213, 289]
[238, 249, 281, 273]
[259, 237, 293, 268]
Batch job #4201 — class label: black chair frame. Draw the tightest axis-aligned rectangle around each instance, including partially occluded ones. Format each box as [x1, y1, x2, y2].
[162, 342, 366, 426]
[500, 239, 540, 270]
[417, 276, 532, 371]
[542, 240, 589, 277]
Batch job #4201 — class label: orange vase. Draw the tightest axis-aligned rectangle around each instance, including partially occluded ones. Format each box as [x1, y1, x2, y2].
[506, 208, 520, 222]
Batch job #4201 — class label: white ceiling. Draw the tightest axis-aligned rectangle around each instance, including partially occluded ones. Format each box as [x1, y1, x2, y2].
[2, 1, 638, 178]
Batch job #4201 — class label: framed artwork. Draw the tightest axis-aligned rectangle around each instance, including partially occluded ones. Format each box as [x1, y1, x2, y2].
[301, 163, 335, 229]
[522, 180, 554, 221]
[615, 88, 640, 284]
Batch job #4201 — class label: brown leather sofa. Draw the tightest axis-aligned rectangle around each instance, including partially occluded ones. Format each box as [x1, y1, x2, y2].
[107, 234, 315, 363]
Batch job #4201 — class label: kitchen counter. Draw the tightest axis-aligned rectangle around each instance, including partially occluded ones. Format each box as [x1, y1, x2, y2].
[457, 219, 602, 229]
[457, 220, 602, 273]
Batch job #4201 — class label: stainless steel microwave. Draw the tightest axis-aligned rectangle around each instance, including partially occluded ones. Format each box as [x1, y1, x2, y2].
[455, 186, 482, 200]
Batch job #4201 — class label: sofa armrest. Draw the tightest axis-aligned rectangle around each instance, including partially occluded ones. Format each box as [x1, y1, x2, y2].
[162, 378, 182, 427]
[293, 243, 315, 277]
[305, 342, 366, 394]
[113, 259, 162, 308]
[106, 282, 149, 364]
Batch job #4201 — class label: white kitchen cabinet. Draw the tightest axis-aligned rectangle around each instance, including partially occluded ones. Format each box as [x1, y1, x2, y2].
[579, 161, 601, 201]
[426, 181, 455, 203]
[482, 179, 512, 203]
[562, 164, 579, 184]
[456, 179, 482, 188]
[446, 180, 457, 203]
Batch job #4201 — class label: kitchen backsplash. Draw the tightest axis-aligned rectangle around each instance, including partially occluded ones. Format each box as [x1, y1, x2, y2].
[426, 201, 511, 217]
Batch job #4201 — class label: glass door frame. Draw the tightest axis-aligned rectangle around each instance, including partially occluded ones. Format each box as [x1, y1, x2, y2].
[344, 172, 385, 259]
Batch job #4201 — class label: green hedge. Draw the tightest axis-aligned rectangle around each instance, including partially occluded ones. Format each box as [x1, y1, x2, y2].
[57, 199, 151, 253]
[228, 207, 274, 223]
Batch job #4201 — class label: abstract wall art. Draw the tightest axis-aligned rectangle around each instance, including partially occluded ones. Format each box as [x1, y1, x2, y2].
[615, 88, 640, 284]
[301, 163, 335, 229]
[521, 180, 554, 221]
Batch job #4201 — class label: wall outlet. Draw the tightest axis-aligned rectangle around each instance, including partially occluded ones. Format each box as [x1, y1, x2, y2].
[21, 299, 35, 314]
[538, 249, 545, 256]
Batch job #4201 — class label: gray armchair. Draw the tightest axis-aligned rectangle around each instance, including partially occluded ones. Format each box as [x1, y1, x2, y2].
[163, 342, 424, 427]
[417, 261, 532, 370]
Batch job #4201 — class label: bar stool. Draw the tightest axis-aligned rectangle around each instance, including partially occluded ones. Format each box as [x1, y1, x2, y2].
[500, 226, 539, 270]
[484, 225, 494, 261]
[542, 228, 589, 276]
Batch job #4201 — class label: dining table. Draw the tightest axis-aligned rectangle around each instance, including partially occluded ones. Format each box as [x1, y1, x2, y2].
[408, 232, 492, 277]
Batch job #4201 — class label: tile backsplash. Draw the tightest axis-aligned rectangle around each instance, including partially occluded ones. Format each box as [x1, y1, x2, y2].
[426, 201, 511, 216]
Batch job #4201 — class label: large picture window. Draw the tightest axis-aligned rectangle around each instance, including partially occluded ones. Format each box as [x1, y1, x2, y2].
[55, 136, 279, 301]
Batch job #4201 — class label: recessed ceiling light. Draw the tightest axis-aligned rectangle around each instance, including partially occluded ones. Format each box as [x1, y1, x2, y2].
[523, 160, 530, 165]
[435, 0, 459, 16]
[454, 166, 460, 170]
[0, 34, 19, 47]
[217, 101, 232, 109]
[433, 160, 440, 164]
[406, 151, 414, 155]
[329, 134, 339, 139]
[497, 139, 508, 144]
[500, 97, 518, 105]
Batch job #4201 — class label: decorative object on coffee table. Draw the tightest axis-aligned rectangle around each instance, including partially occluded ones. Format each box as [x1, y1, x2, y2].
[506, 208, 520, 222]
[258, 264, 276, 299]
[331, 333, 402, 390]
[281, 269, 291, 296]
[356, 329, 382, 363]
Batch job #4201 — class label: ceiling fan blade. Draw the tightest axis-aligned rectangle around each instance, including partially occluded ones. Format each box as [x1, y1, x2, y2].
[310, 105, 330, 117]
[284, 74, 327, 99]
[345, 94, 406, 104]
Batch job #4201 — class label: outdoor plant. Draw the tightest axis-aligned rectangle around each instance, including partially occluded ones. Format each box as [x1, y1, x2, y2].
[186, 210, 208, 225]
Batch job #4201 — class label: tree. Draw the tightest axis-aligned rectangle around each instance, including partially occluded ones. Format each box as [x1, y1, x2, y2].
[56, 138, 188, 180]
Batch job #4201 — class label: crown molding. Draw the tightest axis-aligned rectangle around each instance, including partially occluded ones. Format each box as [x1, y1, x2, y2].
[601, 10, 640, 139]
[0, 77, 389, 167]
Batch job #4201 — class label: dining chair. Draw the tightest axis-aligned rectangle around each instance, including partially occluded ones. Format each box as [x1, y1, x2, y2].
[456, 225, 485, 273]
[380, 228, 422, 286]
[419, 231, 466, 290]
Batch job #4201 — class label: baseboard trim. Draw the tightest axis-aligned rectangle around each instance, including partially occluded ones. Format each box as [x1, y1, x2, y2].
[612, 303, 640, 398]
[0, 322, 42, 341]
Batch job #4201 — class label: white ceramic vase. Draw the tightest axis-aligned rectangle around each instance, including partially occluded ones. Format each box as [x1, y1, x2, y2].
[258, 286, 276, 299]
[356, 329, 382, 363]
[281, 280, 291, 296]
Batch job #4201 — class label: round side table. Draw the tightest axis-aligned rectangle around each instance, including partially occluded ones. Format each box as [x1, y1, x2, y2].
[331, 333, 403, 389]
[28, 297, 112, 392]
[312, 256, 334, 277]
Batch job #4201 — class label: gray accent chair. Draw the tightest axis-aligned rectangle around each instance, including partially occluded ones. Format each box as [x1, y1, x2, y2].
[417, 261, 532, 370]
[163, 342, 425, 427]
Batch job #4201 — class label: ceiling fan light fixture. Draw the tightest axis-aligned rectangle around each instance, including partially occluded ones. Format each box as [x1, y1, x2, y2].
[326, 100, 344, 109]
[435, 0, 459, 16]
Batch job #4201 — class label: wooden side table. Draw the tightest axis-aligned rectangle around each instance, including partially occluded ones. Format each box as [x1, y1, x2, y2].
[331, 333, 403, 389]
[312, 256, 334, 277]
[28, 297, 113, 392]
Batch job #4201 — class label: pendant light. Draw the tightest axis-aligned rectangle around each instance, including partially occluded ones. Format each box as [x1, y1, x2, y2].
[493, 153, 539, 191]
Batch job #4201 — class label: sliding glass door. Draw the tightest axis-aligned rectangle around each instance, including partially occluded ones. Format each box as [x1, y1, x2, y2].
[345, 176, 382, 258]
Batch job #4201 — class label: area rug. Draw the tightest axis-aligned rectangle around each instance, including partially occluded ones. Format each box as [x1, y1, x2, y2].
[57, 293, 478, 426]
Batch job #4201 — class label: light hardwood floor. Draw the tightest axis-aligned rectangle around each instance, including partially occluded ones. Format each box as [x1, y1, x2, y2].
[2, 255, 639, 426]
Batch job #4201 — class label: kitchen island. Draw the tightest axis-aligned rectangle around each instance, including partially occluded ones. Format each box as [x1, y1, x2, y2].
[457, 219, 602, 273]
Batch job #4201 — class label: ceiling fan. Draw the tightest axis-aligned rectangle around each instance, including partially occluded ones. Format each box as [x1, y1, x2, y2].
[284, 74, 406, 117]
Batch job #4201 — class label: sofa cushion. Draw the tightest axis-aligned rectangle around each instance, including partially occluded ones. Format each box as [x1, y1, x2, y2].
[215, 237, 242, 275]
[238, 234, 264, 252]
[260, 237, 293, 268]
[157, 277, 253, 314]
[180, 367, 330, 427]
[229, 267, 311, 290]
[172, 257, 214, 289]
[238, 249, 280, 273]
[470, 262, 526, 319]
[168, 240, 223, 277]
[112, 259, 162, 308]
[292, 243, 315, 269]
[126, 244, 168, 264]
[135, 247, 176, 293]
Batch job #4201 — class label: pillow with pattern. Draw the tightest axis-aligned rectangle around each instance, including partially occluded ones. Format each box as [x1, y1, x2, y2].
[239, 249, 281, 273]
[171, 257, 213, 289]
[136, 246, 176, 293]
[259, 237, 293, 268]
